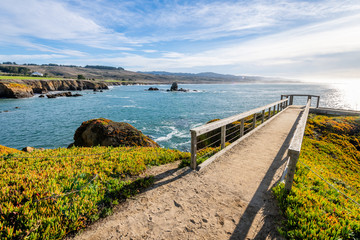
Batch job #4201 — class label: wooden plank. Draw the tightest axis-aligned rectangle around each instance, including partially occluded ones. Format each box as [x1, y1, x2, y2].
[191, 99, 288, 135]
[284, 149, 300, 191]
[288, 99, 311, 152]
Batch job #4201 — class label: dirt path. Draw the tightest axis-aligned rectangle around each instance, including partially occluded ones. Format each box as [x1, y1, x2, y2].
[73, 107, 303, 240]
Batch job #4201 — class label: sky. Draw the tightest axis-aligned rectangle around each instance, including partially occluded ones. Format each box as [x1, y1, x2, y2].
[0, 0, 360, 81]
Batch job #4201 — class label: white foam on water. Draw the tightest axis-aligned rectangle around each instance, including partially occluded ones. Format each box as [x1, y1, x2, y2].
[155, 126, 179, 142]
[122, 105, 143, 108]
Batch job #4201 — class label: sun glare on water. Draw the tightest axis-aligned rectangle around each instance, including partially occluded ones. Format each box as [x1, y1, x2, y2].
[329, 80, 360, 110]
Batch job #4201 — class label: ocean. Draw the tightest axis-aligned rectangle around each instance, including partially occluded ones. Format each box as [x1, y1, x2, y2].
[1, 82, 359, 151]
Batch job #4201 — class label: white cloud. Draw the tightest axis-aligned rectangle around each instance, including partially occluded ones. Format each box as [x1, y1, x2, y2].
[93, 13, 360, 79]
[0, 54, 67, 62]
[0, 0, 137, 51]
[1, 0, 360, 80]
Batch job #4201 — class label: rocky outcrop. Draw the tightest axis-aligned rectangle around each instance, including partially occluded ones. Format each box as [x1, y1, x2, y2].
[0, 82, 34, 98]
[46, 92, 82, 98]
[22, 79, 109, 93]
[0, 79, 113, 98]
[70, 118, 159, 148]
[170, 82, 178, 91]
[167, 82, 189, 92]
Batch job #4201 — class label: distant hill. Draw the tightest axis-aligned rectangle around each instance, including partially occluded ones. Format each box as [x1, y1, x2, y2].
[0, 63, 289, 84]
[138, 71, 242, 79]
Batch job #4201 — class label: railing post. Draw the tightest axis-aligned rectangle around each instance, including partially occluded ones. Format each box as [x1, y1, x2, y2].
[190, 131, 197, 170]
[268, 107, 271, 119]
[253, 113, 257, 129]
[240, 119, 244, 137]
[289, 95, 294, 105]
[221, 126, 226, 149]
[261, 110, 265, 123]
[277, 103, 279, 113]
[316, 96, 320, 108]
[273, 105, 276, 115]
[284, 150, 300, 192]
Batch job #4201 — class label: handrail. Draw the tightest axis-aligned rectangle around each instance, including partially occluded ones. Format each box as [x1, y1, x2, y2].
[191, 98, 289, 136]
[281, 94, 320, 108]
[190, 98, 289, 169]
[284, 99, 311, 192]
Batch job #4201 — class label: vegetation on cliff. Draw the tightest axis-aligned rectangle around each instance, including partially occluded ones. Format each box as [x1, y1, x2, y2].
[0, 146, 190, 239]
[0, 145, 20, 155]
[273, 114, 360, 239]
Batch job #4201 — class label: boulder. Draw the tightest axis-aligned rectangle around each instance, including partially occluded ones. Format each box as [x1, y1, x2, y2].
[22, 146, 35, 153]
[70, 118, 159, 148]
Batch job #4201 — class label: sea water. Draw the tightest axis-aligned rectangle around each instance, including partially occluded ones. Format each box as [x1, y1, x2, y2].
[0, 82, 359, 151]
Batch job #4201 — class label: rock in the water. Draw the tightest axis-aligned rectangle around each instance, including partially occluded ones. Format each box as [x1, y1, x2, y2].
[39, 94, 45, 98]
[170, 82, 178, 91]
[22, 146, 34, 152]
[178, 88, 188, 92]
[46, 92, 82, 98]
[70, 118, 159, 148]
[148, 87, 159, 91]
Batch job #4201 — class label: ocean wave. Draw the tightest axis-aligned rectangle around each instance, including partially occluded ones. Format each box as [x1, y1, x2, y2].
[122, 105, 143, 108]
[155, 126, 179, 142]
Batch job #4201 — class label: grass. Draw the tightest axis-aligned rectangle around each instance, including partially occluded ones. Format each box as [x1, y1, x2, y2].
[0, 76, 65, 80]
[0, 146, 190, 239]
[273, 114, 360, 239]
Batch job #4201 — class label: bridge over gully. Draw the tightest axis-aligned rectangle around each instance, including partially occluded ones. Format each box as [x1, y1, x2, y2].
[75, 95, 324, 240]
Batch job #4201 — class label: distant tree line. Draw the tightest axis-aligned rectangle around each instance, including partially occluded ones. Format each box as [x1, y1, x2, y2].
[0, 62, 125, 71]
[0, 66, 31, 75]
[85, 65, 124, 70]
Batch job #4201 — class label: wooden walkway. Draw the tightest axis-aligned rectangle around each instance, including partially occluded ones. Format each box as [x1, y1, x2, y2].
[73, 106, 303, 240]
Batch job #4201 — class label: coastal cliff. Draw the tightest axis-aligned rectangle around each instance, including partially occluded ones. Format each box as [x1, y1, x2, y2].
[0, 79, 122, 98]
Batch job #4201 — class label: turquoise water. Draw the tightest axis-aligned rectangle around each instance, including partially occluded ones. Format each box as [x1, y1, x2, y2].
[0, 83, 358, 151]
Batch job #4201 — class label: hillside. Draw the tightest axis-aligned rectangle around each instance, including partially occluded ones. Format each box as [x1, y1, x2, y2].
[0, 64, 265, 84]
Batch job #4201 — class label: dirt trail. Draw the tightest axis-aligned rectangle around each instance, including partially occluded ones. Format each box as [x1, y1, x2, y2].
[73, 107, 303, 240]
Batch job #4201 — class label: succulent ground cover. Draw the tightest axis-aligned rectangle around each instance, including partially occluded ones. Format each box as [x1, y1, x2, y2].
[273, 114, 360, 239]
[0, 146, 190, 239]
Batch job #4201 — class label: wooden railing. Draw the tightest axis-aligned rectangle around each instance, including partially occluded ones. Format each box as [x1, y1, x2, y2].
[283, 99, 311, 192]
[190, 98, 289, 170]
[281, 94, 320, 108]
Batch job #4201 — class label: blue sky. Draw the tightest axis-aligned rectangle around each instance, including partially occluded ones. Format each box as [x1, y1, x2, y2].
[1, 0, 360, 81]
